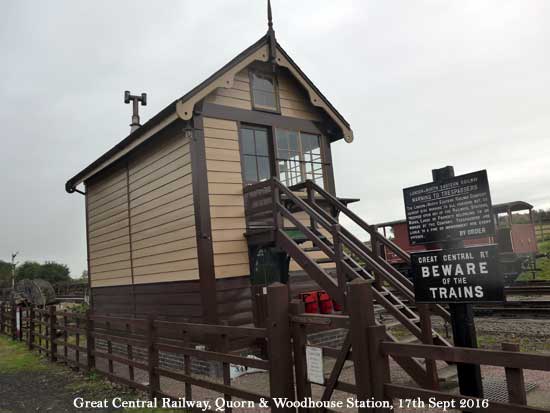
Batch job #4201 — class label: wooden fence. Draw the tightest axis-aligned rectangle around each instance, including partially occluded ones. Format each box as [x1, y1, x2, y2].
[0, 284, 293, 412]
[2, 282, 550, 412]
[289, 280, 550, 413]
[536, 219, 550, 242]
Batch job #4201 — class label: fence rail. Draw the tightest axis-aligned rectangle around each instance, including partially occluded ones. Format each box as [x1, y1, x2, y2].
[0, 288, 292, 412]
[2, 280, 550, 412]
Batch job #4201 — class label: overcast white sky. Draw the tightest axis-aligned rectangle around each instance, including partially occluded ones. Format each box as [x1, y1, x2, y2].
[1, 0, 549, 276]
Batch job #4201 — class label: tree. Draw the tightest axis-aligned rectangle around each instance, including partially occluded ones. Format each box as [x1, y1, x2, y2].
[0, 260, 12, 288]
[15, 261, 71, 284]
[41, 261, 71, 284]
[15, 261, 41, 280]
[79, 270, 88, 282]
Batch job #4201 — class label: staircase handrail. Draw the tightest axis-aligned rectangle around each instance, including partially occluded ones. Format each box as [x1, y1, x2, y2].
[290, 181, 411, 264]
[289, 180, 450, 322]
[276, 179, 416, 299]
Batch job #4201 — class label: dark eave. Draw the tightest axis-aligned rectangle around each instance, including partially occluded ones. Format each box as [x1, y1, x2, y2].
[66, 34, 352, 193]
[493, 201, 534, 214]
[376, 219, 407, 228]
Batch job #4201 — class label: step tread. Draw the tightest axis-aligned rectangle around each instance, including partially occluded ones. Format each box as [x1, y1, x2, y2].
[315, 258, 334, 264]
[398, 335, 419, 344]
[437, 365, 458, 381]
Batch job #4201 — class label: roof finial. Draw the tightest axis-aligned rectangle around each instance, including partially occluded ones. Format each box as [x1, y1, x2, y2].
[267, 0, 277, 64]
[268, 0, 273, 31]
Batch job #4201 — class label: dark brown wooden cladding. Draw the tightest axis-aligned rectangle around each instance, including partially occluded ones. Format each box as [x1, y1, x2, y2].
[91, 276, 253, 325]
[92, 280, 202, 322]
[216, 275, 254, 326]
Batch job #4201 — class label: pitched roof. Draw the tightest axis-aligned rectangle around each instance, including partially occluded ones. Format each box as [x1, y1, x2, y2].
[492, 201, 534, 214]
[66, 34, 353, 193]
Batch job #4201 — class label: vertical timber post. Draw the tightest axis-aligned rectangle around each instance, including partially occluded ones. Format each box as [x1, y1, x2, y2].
[10, 299, 16, 340]
[418, 304, 439, 389]
[432, 166, 483, 399]
[146, 315, 159, 399]
[347, 279, 376, 409]
[28, 306, 35, 350]
[366, 324, 390, 413]
[502, 343, 527, 405]
[86, 310, 95, 371]
[266, 283, 294, 411]
[0, 302, 4, 334]
[49, 306, 57, 362]
[290, 299, 311, 410]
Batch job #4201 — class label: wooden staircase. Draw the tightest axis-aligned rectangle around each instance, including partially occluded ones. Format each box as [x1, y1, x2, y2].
[244, 178, 454, 386]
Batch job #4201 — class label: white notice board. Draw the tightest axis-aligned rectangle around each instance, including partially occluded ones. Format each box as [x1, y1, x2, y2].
[306, 346, 324, 385]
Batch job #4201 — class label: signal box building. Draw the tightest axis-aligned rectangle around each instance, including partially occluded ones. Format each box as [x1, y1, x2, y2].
[66, 6, 354, 325]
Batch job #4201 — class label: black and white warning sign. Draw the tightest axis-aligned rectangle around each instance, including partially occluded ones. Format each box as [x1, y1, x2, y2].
[403, 170, 495, 245]
[412, 244, 504, 303]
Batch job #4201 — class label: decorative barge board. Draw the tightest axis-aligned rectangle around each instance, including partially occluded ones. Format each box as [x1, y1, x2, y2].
[66, 3, 353, 326]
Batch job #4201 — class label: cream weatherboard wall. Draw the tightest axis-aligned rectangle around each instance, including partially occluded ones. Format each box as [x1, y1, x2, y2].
[203, 117, 250, 278]
[86, 132, 198, 288]
[87, 166, 133, 287]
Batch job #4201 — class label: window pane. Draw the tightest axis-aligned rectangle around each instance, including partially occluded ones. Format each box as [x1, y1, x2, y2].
[276, 130, 326, 188]
[243, 155, 258, 183]
[301, 133, 321, 162]
[252, 73, 274, 92]
[255, 130, 269, 156]
[253, 90, 276, 108]
[275, 129, 289, 154]
[301, 133, 320, 151]
[240, 128, 255, 155]
[288, 131, 299, 152]
[252, 72, 277, 110]
[257, 157, 271, 181]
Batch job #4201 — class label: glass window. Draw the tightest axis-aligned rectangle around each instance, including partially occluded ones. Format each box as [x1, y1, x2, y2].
[251, 72, 278, 111]
[240, 126, 272, 184]
[275, 129, 326, 188]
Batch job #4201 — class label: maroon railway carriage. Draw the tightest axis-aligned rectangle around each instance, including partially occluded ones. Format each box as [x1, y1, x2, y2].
[377, 201, 540, 284]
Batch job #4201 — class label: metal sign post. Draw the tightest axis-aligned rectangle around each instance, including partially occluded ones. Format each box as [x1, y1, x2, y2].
[431, 166, 484, 399]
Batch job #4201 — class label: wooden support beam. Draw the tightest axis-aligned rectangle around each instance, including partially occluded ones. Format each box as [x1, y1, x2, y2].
[267, 283, 294, 412]
[502, 343, 527, 405]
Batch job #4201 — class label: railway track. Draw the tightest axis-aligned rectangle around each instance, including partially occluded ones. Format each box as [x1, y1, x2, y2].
[505, 281, 550, 295]
[379, 280, 550, 320]
[474, 301, 550, 318]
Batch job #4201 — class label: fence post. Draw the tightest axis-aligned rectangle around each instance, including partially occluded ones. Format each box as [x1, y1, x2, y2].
[146, 315, 159, 399]
[347, 279, 375, 409]
[367, 324, 391, 413]
[86, 310, 95, 371]
[10, 299, 17, 340]
[0, 302, 4, 335]
[418, 304, 439, 390]
[502, 343, 527, 405]
[267, 283, 294, 412]
[290, 299, 311, 410]
[28, 306, 35, 350]
[49, 306, 57, 362]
